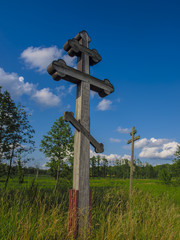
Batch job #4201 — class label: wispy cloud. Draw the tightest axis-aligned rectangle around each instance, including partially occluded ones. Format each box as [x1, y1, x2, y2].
[90, 90, 98, 98]
[20, 46, 76, 73]
[117, 126, 131, 134]
[97, 99, 112, 111]
[68, 84, 76, 94]
[110, 138, 121, 143]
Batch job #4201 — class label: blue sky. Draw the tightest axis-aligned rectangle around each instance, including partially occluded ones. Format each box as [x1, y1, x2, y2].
[0, 0, 180, 167]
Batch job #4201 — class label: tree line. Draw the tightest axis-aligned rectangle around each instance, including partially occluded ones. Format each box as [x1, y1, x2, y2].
[90, 156, 179, 182]
[38, 115, 180, 185]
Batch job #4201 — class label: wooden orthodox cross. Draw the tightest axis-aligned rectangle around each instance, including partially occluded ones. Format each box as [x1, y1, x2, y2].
[47, 31, 114, 239]
[127, 126, 140, 196]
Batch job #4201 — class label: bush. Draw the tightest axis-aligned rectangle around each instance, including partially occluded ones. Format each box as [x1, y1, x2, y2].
[56, 178, 72, 193]
[159, 169, 172, 184]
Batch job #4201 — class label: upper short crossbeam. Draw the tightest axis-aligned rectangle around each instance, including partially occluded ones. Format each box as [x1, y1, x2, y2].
[127, 127, 140, 144]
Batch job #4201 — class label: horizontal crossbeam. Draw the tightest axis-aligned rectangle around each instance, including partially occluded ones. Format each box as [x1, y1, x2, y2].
[127, 135, 140, 144]
[64, 112, 104, 153]
[130, 129, 137, 136]
[47, 59, 114, 97]
[63, 38, 102, 66]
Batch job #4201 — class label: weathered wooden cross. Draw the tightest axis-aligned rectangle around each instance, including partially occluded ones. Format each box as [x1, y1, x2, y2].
[127, 126, 140, 196]
[47, 31, 114, 239]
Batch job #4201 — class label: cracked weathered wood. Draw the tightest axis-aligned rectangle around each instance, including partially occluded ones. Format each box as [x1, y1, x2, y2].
[127, 126, 140, 196]
[63, 38, 102, 66]
[47, 59, 114, 97]
[64, 111, 104, 153]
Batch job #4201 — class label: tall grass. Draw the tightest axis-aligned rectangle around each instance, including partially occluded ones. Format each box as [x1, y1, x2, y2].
[0, 180, 179, 239]
[0, 182, 70, 240]
[92, 189, 179, 240]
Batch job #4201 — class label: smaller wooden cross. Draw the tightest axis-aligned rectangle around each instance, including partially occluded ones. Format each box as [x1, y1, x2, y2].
[127, 126, 140, 196]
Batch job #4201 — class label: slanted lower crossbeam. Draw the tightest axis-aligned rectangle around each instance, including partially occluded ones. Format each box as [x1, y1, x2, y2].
[64, 112, 104, 153]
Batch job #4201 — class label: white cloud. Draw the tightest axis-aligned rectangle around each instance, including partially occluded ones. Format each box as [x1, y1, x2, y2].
[90, 150, 121, 162]
[90, 150, 130, 165]
[135, 137, 169, 149]
[122, 154, 131, 160]
[63, 54, 76, 67]
[106, 154, 121, 162]
[0, 67, 35, 97]
[21, 46, 76, 73]
[138, 139, 179, 159]
[134, 138, 149, 148]
[32, 88, 60, 107]
[110, 138, 121, 143]
[97, 99, 112, 111]
[0, 67, 60, 107]
[117, 126, 131, 134]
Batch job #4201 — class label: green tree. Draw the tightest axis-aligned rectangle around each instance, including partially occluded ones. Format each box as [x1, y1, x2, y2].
[40, 116, 74, 193]
[0, 87, 35, 188]
[17, 156, 24, 184]
[159, 168, 172, 184]
[102, 156, 108, 177]
[172, 145, 180, 184]
[0, 87, 16, 162]
[173, 145, 180, 176]
[121, 159, 130, 179]
[90, 156, 97, 177]
[144, 163, 156, 179]
[114, 159, 121, 177]
[0, 163, 7, 178]
[96, 155, 101, 177]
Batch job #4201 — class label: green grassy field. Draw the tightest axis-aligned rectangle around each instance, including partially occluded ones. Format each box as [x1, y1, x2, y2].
[0, 176, 179, 239]
[1, 176, 179, 206]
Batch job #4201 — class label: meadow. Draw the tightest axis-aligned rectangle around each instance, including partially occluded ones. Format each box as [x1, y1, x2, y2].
[0, 176, 179, 240]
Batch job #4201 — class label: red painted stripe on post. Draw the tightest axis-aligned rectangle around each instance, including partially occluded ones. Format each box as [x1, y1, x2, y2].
[68, 189, 73, 232]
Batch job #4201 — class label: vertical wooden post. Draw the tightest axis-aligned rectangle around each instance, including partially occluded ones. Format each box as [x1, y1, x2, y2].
[130, 129, 134, 196]
[73, 31, 91, 239]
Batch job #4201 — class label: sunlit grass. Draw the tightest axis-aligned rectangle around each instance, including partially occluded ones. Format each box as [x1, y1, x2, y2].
[91, 190, 180, 240]
[90, 178, 180, 206]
